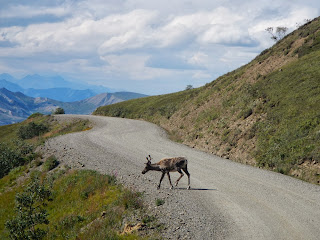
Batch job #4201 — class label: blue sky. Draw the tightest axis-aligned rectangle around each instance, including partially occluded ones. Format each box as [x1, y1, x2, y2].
[0, 0, 319, 95]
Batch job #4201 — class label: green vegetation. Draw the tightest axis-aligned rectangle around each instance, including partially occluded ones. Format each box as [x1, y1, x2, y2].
[0, 141, 33, 178]
[28, 112, 45, 119]
[94, 16, 320, 184]
[43, 155, 59, 171]
[54, 107, 65, 114]
[46, 169, 148, 239]
[1, 168, 157, 239]
[0, 114, 92, 179]
[254, 50, 320, 172]
[5, 177, 52, 239]
[94, 89, 200, 121]
[0, 114, 92, 145]
[0, 113, 158, 239]
[294, 20, 320, 57]
[18, 122, 49, 139]
[155, 199, 165, 206]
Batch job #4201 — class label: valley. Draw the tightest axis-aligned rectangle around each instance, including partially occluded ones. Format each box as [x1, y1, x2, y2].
[0, 74, 147, 125]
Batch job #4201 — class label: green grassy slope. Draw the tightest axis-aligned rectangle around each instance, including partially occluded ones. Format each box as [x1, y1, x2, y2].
[0, 115, 159, 239]
[94, 17, 320, 184]
[0, 168, 156, 239]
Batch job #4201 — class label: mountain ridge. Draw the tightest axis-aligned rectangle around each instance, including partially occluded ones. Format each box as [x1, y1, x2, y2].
[0, 88, 147, 125]
[0, 73, 123, 102]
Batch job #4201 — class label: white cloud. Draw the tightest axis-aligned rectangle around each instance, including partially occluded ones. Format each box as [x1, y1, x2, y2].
[0, 0, 319, 94]
[97, 9, 158, 54]
[188, 52, 209, 66]
[192, 71, 212, 80]
[0, 4, 70, 19]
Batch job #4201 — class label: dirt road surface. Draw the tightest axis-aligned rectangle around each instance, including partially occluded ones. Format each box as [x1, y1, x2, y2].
[41, 115, 320, 239]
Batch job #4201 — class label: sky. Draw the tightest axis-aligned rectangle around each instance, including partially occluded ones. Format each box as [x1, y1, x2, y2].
[0, 0, 319, 95]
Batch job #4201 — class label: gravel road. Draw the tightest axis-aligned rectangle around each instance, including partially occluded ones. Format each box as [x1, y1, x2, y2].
[40, 115, 320, 239]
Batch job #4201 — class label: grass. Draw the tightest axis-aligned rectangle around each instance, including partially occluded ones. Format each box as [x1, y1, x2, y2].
[94, 88, 200, 121]
[254, 50, 320, 170]
[43, 155, 59, 171]
[0, 114, 92, 146]
[0, 114, 92, 178]
[45, 169, 146, 239]
[155, 199, 165, 206]
[0, 166, 26, 192]
[0, 168, 157, 239]
[0, 167, 28, 238]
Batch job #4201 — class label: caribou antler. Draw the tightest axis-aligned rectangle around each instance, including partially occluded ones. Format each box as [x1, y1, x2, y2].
[146, 155, 151, 163]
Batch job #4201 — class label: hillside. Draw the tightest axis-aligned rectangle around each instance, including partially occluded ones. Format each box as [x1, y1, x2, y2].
[0, 115, 157, 239]
[0, 88, 53, 125]
[0, 80, 24, 92]
[0, 88, 147, 125]
[22, 88, 97, 102]
[94, 17, 320, 184]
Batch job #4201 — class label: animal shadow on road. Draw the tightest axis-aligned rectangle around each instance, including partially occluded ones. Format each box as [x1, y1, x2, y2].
[175, 187, 217, 191]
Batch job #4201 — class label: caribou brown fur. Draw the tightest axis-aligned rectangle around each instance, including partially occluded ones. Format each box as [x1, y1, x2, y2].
[142, 155, 191, 189]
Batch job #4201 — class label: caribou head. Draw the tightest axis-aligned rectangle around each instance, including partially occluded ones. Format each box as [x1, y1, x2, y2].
[142, 155, 152, 174]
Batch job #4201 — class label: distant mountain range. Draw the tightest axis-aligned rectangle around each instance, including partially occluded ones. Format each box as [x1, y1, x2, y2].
[0, 88, 147, 125]
[0, 73, 122, 102]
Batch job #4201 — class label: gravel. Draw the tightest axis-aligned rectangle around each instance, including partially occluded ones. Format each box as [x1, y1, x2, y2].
[39, 115, 320, 240]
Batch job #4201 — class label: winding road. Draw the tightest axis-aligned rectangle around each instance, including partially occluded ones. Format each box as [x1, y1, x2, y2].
[44, 115, 320, 239]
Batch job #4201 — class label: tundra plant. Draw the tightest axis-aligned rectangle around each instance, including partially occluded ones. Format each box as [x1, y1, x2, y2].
[5, 178, 52, 240]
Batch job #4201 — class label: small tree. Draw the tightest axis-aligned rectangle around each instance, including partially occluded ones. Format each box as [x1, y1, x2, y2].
[265, 26, 288, 42]
[54, 107, 65, 114]
[5, 178, 51, 239]
[296, 19, 312, 29]
[185, 85, 193, 90]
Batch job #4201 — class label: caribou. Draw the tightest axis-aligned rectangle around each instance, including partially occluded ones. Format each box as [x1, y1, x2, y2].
[142, 155, 191, 189]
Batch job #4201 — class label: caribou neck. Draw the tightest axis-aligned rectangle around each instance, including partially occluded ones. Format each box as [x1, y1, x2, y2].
[149, 163, 162, 171]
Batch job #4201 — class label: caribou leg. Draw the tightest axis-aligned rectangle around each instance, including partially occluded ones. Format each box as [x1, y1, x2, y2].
[182, 167, 191, 189]
[175, 169, 184, 187]
[167, 172, 174, 189]
[158, 172, 165, 189]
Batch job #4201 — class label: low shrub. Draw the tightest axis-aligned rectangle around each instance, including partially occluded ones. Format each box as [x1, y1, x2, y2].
[43, 155, 59, 171]
[18, 122, 49, 140]
[155, 198, 165, 206]
[0, 141, 33, 178]
[5, 178, 52, 240]
[54, 107, 65, 114]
